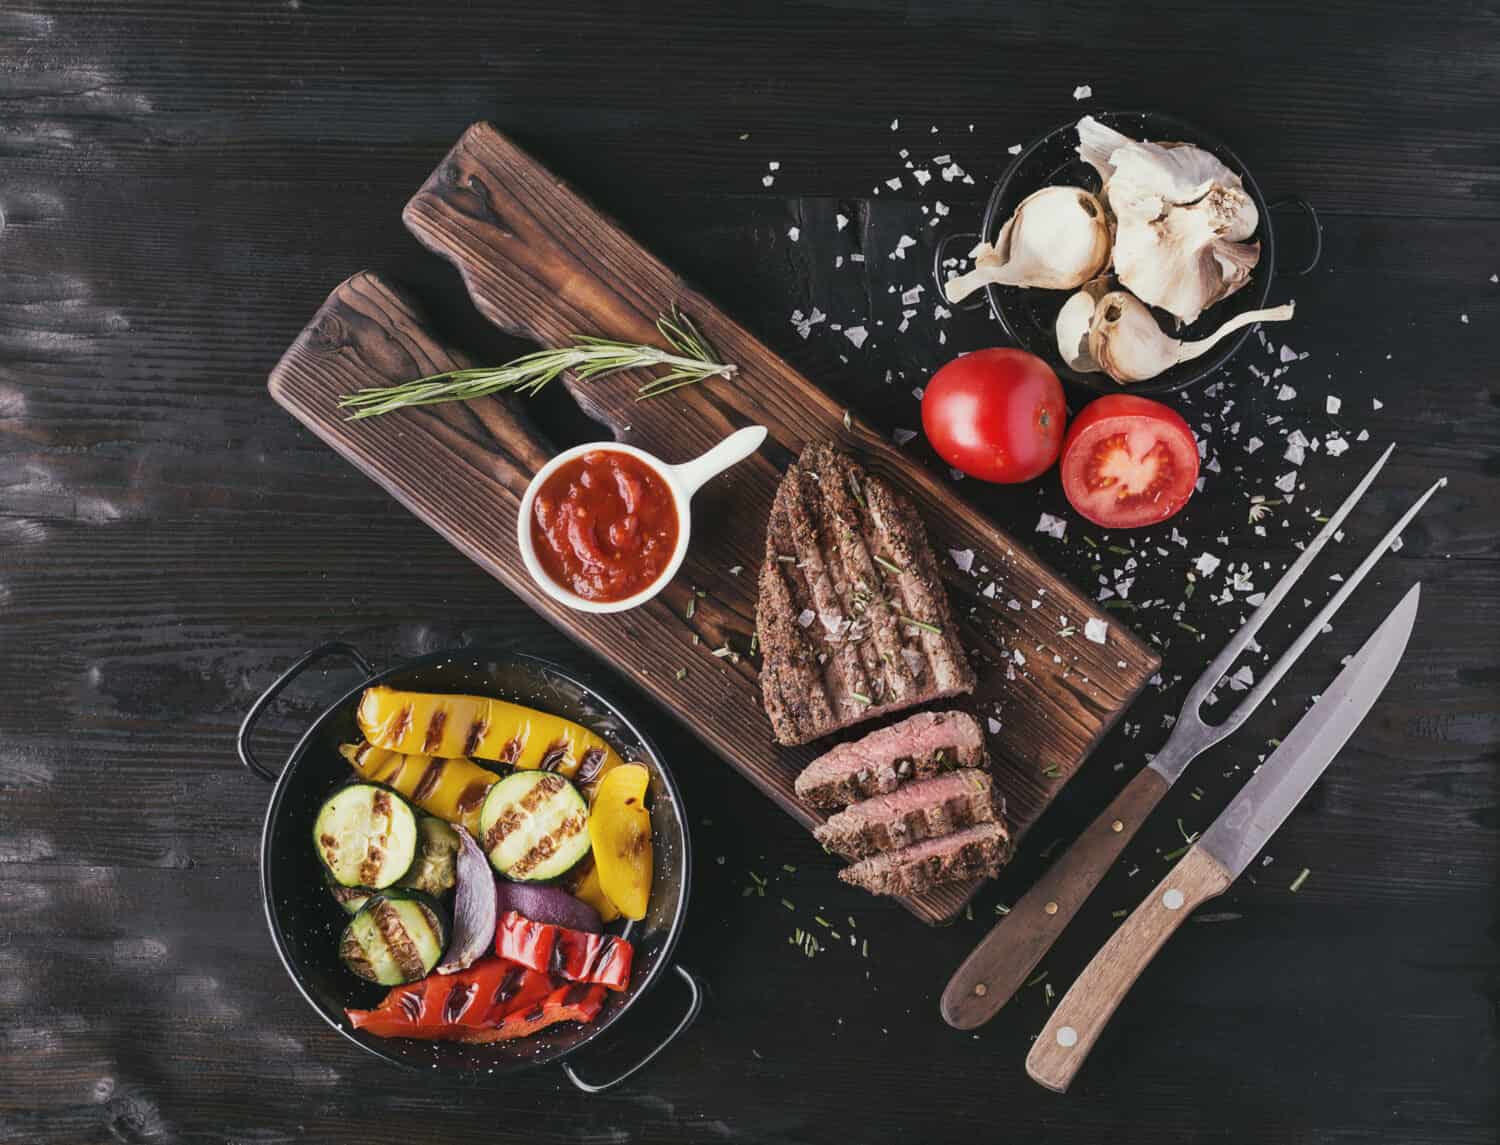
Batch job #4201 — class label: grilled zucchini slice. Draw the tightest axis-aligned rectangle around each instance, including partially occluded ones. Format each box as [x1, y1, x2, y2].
[314, 784, 418, 890]
[338, 890, 448, 985]
[478, 771, 591, 882]
[398, 816, 460, 898]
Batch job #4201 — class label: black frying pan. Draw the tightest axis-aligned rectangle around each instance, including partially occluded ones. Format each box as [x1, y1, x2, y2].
[238, 642, 698, 1093]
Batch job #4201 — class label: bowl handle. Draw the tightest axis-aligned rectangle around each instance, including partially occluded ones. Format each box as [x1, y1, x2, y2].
[1268, 197, 1323, 277]
[560, 964, 703, 1094]
[931, 230, 986, 312]
[236, 641, 376, 782]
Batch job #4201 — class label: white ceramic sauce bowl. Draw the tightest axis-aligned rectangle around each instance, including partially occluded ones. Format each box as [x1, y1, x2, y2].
[517, 425, 767, 613]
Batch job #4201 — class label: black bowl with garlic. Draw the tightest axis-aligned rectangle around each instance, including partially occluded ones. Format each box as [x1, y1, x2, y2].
[941, 111, 1310, 395]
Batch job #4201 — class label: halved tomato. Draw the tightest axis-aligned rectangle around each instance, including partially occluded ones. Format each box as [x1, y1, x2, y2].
[1059, 395, 1199, 528]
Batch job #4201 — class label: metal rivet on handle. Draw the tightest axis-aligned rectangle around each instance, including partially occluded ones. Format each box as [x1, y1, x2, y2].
[974, 983, 987, 996]
[1112, 819, 1124, 832]
[1162, 889, 1185, 910]
[1057, 1026, 1078, 1047]
[1044, 901, 1058, 915]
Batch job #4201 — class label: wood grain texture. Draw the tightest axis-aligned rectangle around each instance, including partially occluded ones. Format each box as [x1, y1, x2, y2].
[1027, 846, 1234, 1092]
[2, 1, 1497, 1142]
[270, 255, 1158, 923]
[941, 764, 1170, 1027]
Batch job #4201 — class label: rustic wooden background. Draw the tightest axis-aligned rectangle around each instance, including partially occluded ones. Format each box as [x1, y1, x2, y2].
[1, 3, 1495, 1143]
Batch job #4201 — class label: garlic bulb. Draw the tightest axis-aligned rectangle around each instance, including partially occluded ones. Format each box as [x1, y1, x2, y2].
[1111, 187, 1260, 324]
[1089, 291, 1294, 384]
[1075, 117, 1262, 324]
[1055, 276, 1113, 373]
[943, 186, 1111, 303]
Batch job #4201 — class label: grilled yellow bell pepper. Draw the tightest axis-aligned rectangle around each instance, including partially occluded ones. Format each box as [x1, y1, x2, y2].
[356, 687, 623, 784]
[338, 741, 500, 834]
[569, 860, 622, 925]
[588, 764, 653, 921]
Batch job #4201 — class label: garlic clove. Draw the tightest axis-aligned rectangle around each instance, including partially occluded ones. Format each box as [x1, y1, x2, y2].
[1054, 276, 1114, 373]
[1075, 115, 1134, 185]
[1089, 291, 1295, 384]
[943, 186, 1111, 303]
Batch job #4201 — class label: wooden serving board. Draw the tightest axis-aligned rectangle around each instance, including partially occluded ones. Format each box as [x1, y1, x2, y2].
[268, 123, 1161, 924]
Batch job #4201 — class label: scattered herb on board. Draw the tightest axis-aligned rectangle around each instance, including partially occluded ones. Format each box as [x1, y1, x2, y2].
[1290, 867, 1311, 893]
[338, 307, 737, 418]
[874, 555, 906, 576]
[898, 614, 942, 635]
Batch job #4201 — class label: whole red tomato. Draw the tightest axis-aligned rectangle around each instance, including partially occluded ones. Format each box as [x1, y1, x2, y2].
[921, 349, 1066, 483]
[1059, 394, 1200, 528]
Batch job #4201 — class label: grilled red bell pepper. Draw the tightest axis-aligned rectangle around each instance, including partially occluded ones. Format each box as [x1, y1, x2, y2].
[460, 981, 609, 1043]
[346, 956, 559, 1041]
[495, 910, 634, 992]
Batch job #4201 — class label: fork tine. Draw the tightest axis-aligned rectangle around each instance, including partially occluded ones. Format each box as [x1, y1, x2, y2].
[1218, 476, 1445, 732]
[1185, 443, 1395, 710]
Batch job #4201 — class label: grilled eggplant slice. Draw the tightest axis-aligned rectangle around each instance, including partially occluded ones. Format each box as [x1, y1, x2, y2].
[339, 890, 448, 986]
[314, 784, 418, 890]
[478, 771, 591, 882]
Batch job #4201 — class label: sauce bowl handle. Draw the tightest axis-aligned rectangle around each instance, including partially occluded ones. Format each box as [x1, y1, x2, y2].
[237, 641, 376, 782]
[561, 964, 704, 1094]
[668, 426, 767, 498]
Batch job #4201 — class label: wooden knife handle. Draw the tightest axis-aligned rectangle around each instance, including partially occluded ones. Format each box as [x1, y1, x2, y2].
[940, 766, 1170, 1029]
[1026, 845, 1233, 1093]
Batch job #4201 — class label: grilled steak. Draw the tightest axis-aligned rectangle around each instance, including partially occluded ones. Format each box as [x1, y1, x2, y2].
[838, 822, 1010, 897]
[757, 441, 975, 746]
[814, 769, 996, 860]
[794, 709, 986, 810]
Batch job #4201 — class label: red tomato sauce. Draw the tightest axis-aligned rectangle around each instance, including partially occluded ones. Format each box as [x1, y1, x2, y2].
[531, 450, 679, 602]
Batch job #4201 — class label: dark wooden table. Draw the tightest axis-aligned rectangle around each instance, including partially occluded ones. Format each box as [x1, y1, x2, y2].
[3, 4, 1495, 1142]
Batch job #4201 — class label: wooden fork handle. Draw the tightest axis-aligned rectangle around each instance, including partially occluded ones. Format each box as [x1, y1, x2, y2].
[1027, 846, 1233, 1092]
[940, 766, 1170, 1029]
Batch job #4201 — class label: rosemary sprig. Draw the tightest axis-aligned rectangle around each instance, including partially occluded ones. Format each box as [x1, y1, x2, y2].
[337, 307, 737, 419]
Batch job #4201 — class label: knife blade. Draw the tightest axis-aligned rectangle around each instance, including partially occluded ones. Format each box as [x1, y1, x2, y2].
[1026, 582, 1420, 1092]
[1197, 581, 1420, 878]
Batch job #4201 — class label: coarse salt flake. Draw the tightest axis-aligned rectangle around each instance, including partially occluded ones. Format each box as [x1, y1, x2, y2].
[836, 213, 849, 231]
[1276, 384, 1296, 401]
[844, 325, 869, 349]
[891, 235, 916, 260]
[1194, 553, 1222, 577]
[885, 177, 903, 191]
[986, 717, 1002, 734]
[1036, 512, 1067, 540]
[892, 427, 918, 446]
[1007, 143, 1023, 155]
[787, 226, 800, 242]
[797, 609, 815, 628]
[949, 548, 976, 573]
[1326, 395, 1341, 415]
[1084, 618, 1108, 644]
[1073, 84, 1092, 100]
[1274, 471, 1299, 493]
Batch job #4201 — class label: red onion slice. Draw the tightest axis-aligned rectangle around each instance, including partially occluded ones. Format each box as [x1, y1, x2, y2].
[436, 826, 497, 975]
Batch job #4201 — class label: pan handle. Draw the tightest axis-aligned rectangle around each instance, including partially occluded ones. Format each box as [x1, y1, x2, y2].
[1269, 197, 1322, 277]
[931, 230, 987, 312]
[237, 641, 375, 782]
[560, 965, 703, 1094]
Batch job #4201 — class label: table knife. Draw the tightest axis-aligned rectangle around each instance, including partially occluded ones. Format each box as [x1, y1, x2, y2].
[1025, 582, 1420, 1092]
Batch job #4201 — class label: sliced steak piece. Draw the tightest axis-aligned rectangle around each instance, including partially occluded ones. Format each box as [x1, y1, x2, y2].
[838, 822, 1010, 897]
[757, 440, 975, 746]
[814, 769, 996, 860]
[794, 709, 986, 810]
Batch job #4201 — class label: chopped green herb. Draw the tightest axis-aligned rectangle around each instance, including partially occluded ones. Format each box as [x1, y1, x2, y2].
[1289, 867, 1310, 893]
[777, 554, 796, 563]
[1107, 544, 1131, 556]
[1082, 535, 1098, 549]
[684, 597, 696, 620]
[1041, 764, 1061, 778]
[1103, 599, 1137, 612]
[994, 903, 1010, 916]
[1111, 909, 1127, 919]
[782, 864, 797, 873]
[780, 898, 795, 911]
[850, 691, 873, 706]
[1025, 971, 1048, 987]
[898, 614, 942, 635]
[1162, 843, 1191, 861]
[875, 555, 906, 576]
[674, 667, 688, 680]
[814, 915, 830, 928]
